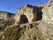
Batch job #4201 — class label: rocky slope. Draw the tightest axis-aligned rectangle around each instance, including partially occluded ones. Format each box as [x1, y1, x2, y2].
[0, 0, 53, 40]
[0, 20, 53, 40]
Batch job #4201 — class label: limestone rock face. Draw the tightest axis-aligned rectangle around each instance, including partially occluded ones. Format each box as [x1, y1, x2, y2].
[1, 0, 53, 40]
[48, 0, 53, 5]
[0, 11, 7, 20]
[0, 11, 15, 20]
[14, 5, 42, 24]
[42, 2, 53, 24]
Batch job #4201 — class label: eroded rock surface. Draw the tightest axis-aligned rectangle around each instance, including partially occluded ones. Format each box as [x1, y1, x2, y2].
[0, 0, 53, 40]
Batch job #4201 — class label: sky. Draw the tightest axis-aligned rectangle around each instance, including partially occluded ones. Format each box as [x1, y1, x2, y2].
[0, 0, 48, 14]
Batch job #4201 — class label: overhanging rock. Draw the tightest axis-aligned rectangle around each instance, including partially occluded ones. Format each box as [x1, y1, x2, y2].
[14, 4, 43, 24]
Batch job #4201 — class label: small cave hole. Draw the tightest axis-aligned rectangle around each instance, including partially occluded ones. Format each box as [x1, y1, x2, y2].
[19, 15, 28, 24]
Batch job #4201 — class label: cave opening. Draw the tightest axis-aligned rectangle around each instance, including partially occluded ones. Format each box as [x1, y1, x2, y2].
[20, 15, 28, 24]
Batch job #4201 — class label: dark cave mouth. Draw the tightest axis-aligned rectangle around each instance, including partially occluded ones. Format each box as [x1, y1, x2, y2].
[20, 15, 28, 24]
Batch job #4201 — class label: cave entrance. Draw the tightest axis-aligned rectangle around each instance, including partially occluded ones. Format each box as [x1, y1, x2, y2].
[20, 15, 28, 24]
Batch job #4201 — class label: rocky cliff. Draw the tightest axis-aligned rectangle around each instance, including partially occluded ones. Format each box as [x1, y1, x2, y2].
[0, 11, 15, 20]
[14, 4, 42, 25]
[0, 0, 53, 40]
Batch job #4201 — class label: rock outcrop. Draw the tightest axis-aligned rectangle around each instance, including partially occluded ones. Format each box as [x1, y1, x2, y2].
[42, 0, 53, 24]
[14, 4, 43, 25]
[0, 0, 53, 40]
[0, 11, 15, 20]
